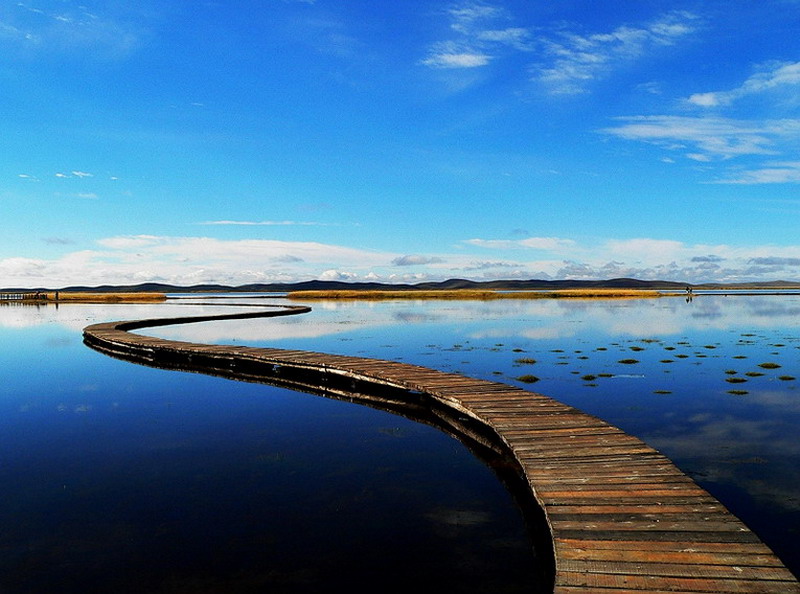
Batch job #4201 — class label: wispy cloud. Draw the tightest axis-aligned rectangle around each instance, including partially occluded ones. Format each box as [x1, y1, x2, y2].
[421, 6, 698, 95]
[465, 237, 578, 251]
[287, 8, 361, 59]
[713, 161, 800, 185]
[42, 237, 75, 245]
[421, 2, 530, 70]
[421, 42, 491, 69]
[199, 220, 335, 227]
[533, 11, 699, 95]
[600, 115, 800, 161]
[4, 2, 145, 58]
[604, 56, 800, 183]
[688, 61, 800, 107]
[461, 260, 521, 271]
[392, 254, 445, 266]
[477, 27, 529, 49]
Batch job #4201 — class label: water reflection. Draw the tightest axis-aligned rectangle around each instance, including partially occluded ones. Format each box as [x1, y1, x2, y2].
[137, 296, 800, 347]
[141, 294, 800, 578]
[0, 302, 544, 593]
[3, 295, 800, 581]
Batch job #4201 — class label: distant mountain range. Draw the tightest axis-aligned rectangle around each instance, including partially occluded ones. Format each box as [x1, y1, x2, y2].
[5, 277, 800, 293]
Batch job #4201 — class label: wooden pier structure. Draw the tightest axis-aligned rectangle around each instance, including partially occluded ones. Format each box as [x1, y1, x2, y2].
[0, 292, 48, 301]
[83, 305, 800, 593]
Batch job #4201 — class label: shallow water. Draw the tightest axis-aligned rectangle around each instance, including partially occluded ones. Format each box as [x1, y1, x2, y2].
[0, 302, 542, 593]
[152, 294, 800, 578]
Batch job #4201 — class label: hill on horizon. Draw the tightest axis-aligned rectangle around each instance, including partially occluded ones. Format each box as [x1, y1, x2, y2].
[5, 277, 800, 293]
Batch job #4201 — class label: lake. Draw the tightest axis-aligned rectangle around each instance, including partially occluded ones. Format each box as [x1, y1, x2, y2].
[1, 294, 799, 590]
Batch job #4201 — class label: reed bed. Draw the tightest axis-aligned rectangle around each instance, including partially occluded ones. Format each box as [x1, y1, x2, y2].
[287, 289, 662, 300]
[47, 292, 166, 303]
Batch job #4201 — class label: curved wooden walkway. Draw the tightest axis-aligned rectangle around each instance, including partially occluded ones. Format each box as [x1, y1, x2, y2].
[83, 305, 800, 594]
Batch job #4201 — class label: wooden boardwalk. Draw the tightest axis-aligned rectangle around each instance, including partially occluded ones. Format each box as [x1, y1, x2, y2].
[83, 305, 800, 593]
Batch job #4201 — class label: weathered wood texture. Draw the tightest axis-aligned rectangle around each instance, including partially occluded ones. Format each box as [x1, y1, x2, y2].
[83, 306, 799, 593]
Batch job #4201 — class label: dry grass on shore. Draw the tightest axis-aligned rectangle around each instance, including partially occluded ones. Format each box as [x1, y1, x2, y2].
[288, 289, 663, 300]
[34, 292, 167, 303]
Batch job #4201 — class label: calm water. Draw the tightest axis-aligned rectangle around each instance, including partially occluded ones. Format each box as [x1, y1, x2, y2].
[0, 302, 541, 593]
[153, 294, 800, 578]
[2, 295, 799, 591]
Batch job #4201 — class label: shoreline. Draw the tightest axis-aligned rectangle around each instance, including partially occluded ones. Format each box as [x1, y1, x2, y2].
[4, 288, 800, 304]
[287, 289, 664, 300]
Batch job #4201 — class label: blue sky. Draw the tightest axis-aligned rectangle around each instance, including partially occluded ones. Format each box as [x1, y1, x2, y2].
[2, 0, 800, 287]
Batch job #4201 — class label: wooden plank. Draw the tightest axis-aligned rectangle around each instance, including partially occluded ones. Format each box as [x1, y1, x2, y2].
[559, 558, 796, 581]
[554, 529, 763, 543]
[555, 545, 788, 567]
[550, 519, 753, 533]
[557, 570, 800, 593]
[555, 537, 779, 554]
[549, 504, 726, 514]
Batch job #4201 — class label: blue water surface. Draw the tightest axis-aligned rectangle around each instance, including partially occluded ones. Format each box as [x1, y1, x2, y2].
[0, 302, 541, 594]
[151, 294, 800, 578]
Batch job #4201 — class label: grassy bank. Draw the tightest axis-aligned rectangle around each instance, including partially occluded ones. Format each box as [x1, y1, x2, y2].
[288, 289, 663, 300]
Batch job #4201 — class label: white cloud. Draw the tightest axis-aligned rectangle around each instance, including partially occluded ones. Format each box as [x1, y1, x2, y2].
[449, 4, 503, 30]
[460, 235, 800, 283]
[636, 81, 663, 95]
[688, 61, 800, 107]
[605, 238, 684, 263]
[421, 41, 490, 69]
[0, 236, 395, 287]
[421, 2, 528, 70]
[600, 115, 800, 161]
[604, 56, 800, 181]
[101, 236, 388, 265]
[4, 233, 800, 288]
[713, 161, 800, 185]
[97, 235, 162, 250]
[533, 11, 698, 95]
[465, 236, 578, 251]
[477, 27, 530, 49]
[421, 6, 694, 92]
[71, 171, 93, 178]
[320, 269, 359, 281]
[687, 92, 719, 107]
